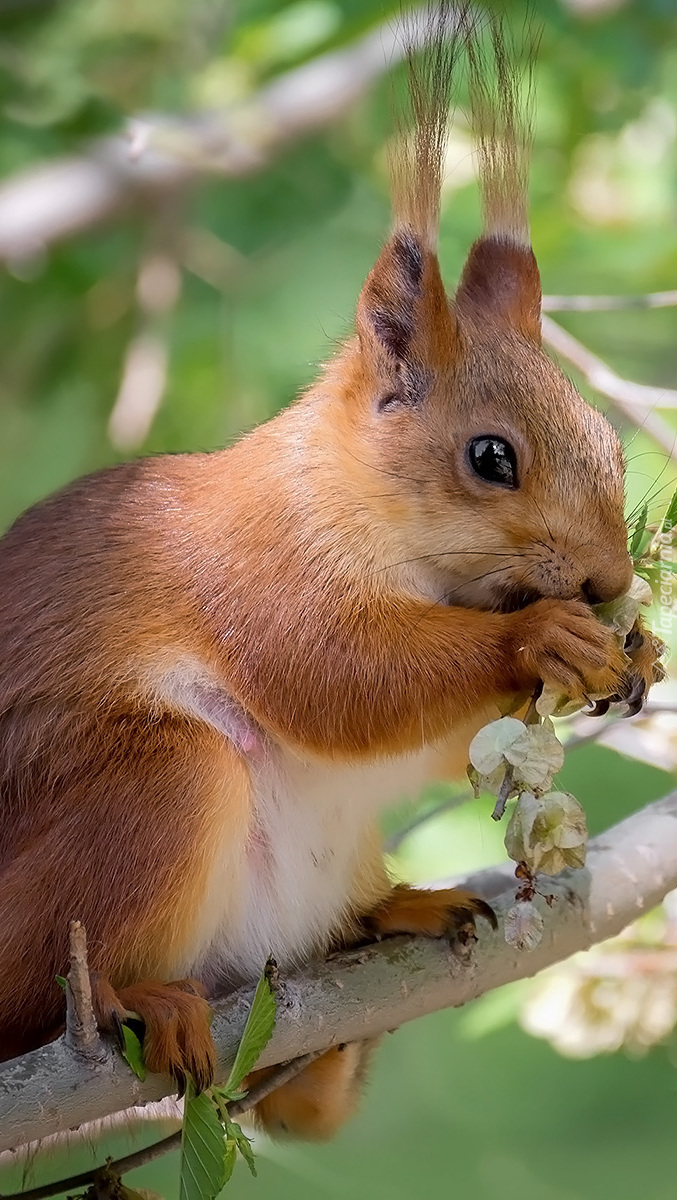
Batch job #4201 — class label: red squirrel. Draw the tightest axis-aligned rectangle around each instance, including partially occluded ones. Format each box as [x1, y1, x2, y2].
[0, 8, 661, 1139]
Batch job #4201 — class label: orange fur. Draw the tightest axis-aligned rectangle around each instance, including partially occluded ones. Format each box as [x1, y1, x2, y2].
[249, 1041, 381, 1140]
[0, 6, 646, 1132]
[91, 976, 214, 1095]
[364, 884, 497, 940]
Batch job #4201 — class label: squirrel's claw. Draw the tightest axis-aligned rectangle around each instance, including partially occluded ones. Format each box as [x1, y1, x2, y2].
[363, 885, 497, 946]
[585, 619, 665, 720]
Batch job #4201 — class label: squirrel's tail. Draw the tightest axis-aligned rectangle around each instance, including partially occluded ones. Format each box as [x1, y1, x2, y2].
[391, 5, 537, 251]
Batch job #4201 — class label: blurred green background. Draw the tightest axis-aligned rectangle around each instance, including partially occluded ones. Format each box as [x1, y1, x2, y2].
[1, 0, 677, 1197]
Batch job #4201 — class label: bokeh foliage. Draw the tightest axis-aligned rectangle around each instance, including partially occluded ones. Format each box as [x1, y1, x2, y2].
[0, 1, 676, 1197]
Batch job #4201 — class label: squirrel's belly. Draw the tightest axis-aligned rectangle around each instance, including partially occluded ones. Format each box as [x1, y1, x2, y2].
[193, 745, 433, 992]
[152, 657, 494, 991]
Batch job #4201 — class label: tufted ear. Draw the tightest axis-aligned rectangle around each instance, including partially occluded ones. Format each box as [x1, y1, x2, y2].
[455, 236, 542, 343]
[356, 229, 458, 395]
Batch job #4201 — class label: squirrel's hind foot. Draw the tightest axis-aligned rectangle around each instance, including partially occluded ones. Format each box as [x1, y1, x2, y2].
[90, 973, 215, 1094]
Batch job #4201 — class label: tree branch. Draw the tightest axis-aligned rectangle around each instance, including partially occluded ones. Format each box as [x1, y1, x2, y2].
[541, 314, 677, 459]
[2, 789, 677, 1161]
[0, 1052, 327, 1200]
[64, 921, 106, 1063]
[0, 16, 419, 263]
[542, 291, 677, 312]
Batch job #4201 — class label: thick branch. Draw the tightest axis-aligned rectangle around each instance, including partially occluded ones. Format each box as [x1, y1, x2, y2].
[1, 790, 677, 1157]
[0, 17, 414, 262]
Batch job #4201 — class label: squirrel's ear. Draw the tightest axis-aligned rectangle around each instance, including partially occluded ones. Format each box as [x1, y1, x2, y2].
[356, 230, 457, 376]
[455, 237, 541, 344]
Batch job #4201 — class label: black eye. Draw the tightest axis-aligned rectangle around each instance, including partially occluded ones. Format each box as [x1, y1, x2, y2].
[467, 436, 518, 488]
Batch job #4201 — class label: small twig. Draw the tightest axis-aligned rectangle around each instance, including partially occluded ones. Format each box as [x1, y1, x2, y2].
[523, 690, 542, 726]
[543, 291, 677, 312]
[0, 1049, 328, 1200]
[490, 687, 541, 822]
[384, 794, 469, 853]
[228, 1048, 325, 1117]
[65, 922, 105, 1062]
[541, 314, 677, 461]
[491, 763, 515, 822]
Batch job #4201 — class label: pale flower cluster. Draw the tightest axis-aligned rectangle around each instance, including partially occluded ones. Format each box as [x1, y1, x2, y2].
[521, 905, 677, 1057]
[467, 574, 655, 955]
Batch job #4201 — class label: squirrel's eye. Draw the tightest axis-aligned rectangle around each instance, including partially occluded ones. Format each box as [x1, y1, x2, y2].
[467, 436, 518, 489]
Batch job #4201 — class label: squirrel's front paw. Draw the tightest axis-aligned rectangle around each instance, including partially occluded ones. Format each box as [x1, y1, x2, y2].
[588, 619, 666, 717]
[509, 597, 627, 702]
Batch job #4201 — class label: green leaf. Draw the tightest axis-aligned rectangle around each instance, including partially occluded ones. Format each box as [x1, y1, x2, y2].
[225, 963, 277, 1093]
[640, 560, 677, 577]
[232, 1122, 257, 1177]
[55, 975, 68, 992]
[121, 1024, 146, 1081]
[659, 487, 677, 535]
[179, 1087, 227, 1200]
[659, 560, 677, 574]
[630, 503, 649, 559]
[223, 1140, 238, 1186]
[634, 528, 653, 562]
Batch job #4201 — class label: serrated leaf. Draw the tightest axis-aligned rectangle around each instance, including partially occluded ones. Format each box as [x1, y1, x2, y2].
[225, 965, 277, 1092]
[179, 1087, 227, 1200]
[630, 503, 649, 559]
[594, 573, 652, 637]
[232, 1122, 257, 1177]
[121, 1024, 146, 1081]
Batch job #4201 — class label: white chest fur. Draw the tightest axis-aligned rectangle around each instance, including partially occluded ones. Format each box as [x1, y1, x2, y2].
[195, 743, 432, 990]
[149, 655, 464, 991]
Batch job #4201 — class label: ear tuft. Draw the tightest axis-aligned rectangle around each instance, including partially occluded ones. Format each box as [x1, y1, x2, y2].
[455, 237, 541, 343]
[391, 231, 424, 292]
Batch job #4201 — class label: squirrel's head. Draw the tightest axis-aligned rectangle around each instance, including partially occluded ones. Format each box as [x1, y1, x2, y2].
[318, 8, 633, 613]
[326, 229, 632, 613]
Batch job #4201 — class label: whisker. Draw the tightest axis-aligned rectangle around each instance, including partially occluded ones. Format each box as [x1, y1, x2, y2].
[444, 563, 519, 600]
[367, 548, 527, 582]
[627, 478, 677, 527]
[341, 447, 430, 487]
[626, 457, 674, 524]
[531, 497, 556, 543]
[409, 564, 518, 632]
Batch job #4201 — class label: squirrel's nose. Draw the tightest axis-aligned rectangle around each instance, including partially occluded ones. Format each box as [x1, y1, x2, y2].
[580, 554, 633, 606]
[580, 579, 604, 605]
